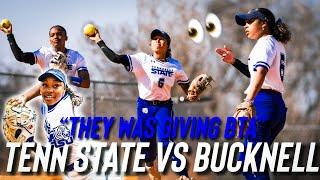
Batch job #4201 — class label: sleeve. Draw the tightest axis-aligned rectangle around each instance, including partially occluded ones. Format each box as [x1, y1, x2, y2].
[232, 58, 250, 78]
[250, 37, 276, 71]
[175, 62, 189, 84]
[97, 40, 130, 69]
[128, 52, 145, 73]
[40, 103, 48, 118]
[7, 34, 36, 65]
[75, 52, 88, 72]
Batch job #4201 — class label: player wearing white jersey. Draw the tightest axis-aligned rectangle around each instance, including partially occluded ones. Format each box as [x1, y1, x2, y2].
[1, 25, 90, 108]
[34, 46, 88, 80]
[1, 24, 90, 88]
[35, 69, 90, 179]
[87, 28, 192, 180]
[127, 52, 189, 101]
[216, 8, 291, 180]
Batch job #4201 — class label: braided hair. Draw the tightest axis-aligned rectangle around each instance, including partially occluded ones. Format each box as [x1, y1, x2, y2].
[65, 85, 83, 107]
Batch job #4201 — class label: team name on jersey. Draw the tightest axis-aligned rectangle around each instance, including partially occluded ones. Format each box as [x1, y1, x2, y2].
[151, 66, 174, 77]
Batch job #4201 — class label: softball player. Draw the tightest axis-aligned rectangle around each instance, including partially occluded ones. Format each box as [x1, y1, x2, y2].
[0, 24, 90, 88]
[87, 28, 192, 180]
[216, 8, 291, 180]
[16, 68, 91, 179]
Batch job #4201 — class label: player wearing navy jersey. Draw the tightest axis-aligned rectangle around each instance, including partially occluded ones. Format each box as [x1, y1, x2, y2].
[87, 28, 193, 180]
[216, 8, 291, 180]
[0, 24, 90, 88]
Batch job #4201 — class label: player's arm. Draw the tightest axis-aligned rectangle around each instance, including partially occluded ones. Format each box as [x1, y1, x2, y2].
[232, 58, 250, 78]
[176, 68, 192, 96]
[7, 34, 36, 65]
[10, 84, 41, 106]
[69, 70, 90, 88]
[179, 82, 190, 95]
[215, 45, 250, 78]
[23, 84, 41, 102]
[2, 24, 36, 65]
[245, 66, 267, 101]
[96, 40, 129, 66]
[87, 29, 130, 66]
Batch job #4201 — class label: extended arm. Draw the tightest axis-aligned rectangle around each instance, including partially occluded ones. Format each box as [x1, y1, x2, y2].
[215, 45, 250, 78]
[7, 34, 36, 65]
[9, 84, 41, 106]
[1, 24, 36, 65]
[96, 40, 129, 66]
[232, 58, 250, 78]
[87, 29, 129, 66]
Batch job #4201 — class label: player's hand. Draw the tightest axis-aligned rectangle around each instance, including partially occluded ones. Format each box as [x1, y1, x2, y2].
[215, 45, 235, 64]
[7, 95, 27, 106]
[88, 29, 102, 44]
[186, 90, 199, 102]
[0, 24, 12, 35]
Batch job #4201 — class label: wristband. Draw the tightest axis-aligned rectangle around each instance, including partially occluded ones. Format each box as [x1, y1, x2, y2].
[69, 76, 83, 86]
[244, 98, 254, 104]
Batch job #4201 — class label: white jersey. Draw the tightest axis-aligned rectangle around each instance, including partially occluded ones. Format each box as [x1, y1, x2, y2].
[127, 52, 189, 101]
[245, 35, 286, 94]
[34, 46, 88, 77]
[41, 94, 93, 179]
[41, 93, 76, 148]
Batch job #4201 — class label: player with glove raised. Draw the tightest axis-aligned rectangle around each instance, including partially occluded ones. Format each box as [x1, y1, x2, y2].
[186, 74, 213, 101]
[215, 8, 291, 180]
[3, 69, 91, 179]
[86, 27, 196, 180]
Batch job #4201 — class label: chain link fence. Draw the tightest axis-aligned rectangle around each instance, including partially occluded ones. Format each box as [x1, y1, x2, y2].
[0, 72, 319, 179]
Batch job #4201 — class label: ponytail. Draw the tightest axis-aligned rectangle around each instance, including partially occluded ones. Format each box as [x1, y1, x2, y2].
[271, 18, 291, 44]
[166, 48, 172, 58]
[257, 8, 292, 44]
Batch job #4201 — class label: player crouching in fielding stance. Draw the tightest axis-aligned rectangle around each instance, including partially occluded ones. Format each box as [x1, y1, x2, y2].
[8, 69, 91, 179]
[216, 8, 291, 180]
[86, 28, 196, 180]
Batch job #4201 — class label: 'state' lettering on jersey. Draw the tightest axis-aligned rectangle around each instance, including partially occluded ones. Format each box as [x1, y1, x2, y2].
[126, 52, 189, 101]
[151, 66, 174, 77]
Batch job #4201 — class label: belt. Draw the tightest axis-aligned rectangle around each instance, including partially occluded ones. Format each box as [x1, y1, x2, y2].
[260, 89, 281, 94]
[139, 98, 172, 106]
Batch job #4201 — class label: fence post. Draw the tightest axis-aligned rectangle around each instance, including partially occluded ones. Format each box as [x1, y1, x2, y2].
[91, 82, 96, 116]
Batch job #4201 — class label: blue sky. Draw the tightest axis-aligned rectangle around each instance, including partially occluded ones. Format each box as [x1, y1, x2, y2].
[0, 0, 137, 70]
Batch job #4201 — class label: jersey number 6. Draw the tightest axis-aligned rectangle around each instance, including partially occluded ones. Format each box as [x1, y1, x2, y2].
[158, 78, 165, 88]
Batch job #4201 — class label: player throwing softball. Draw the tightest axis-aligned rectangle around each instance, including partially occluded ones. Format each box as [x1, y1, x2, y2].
[1, 24, 90, 108]
[0, 24, 90, 88]
[86, 28, 193, 180]
[216, 8, 291, 180]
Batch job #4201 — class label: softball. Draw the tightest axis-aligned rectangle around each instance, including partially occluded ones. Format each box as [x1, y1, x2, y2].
[83, 24, 96, 37]
[0, 18, 11, 29]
